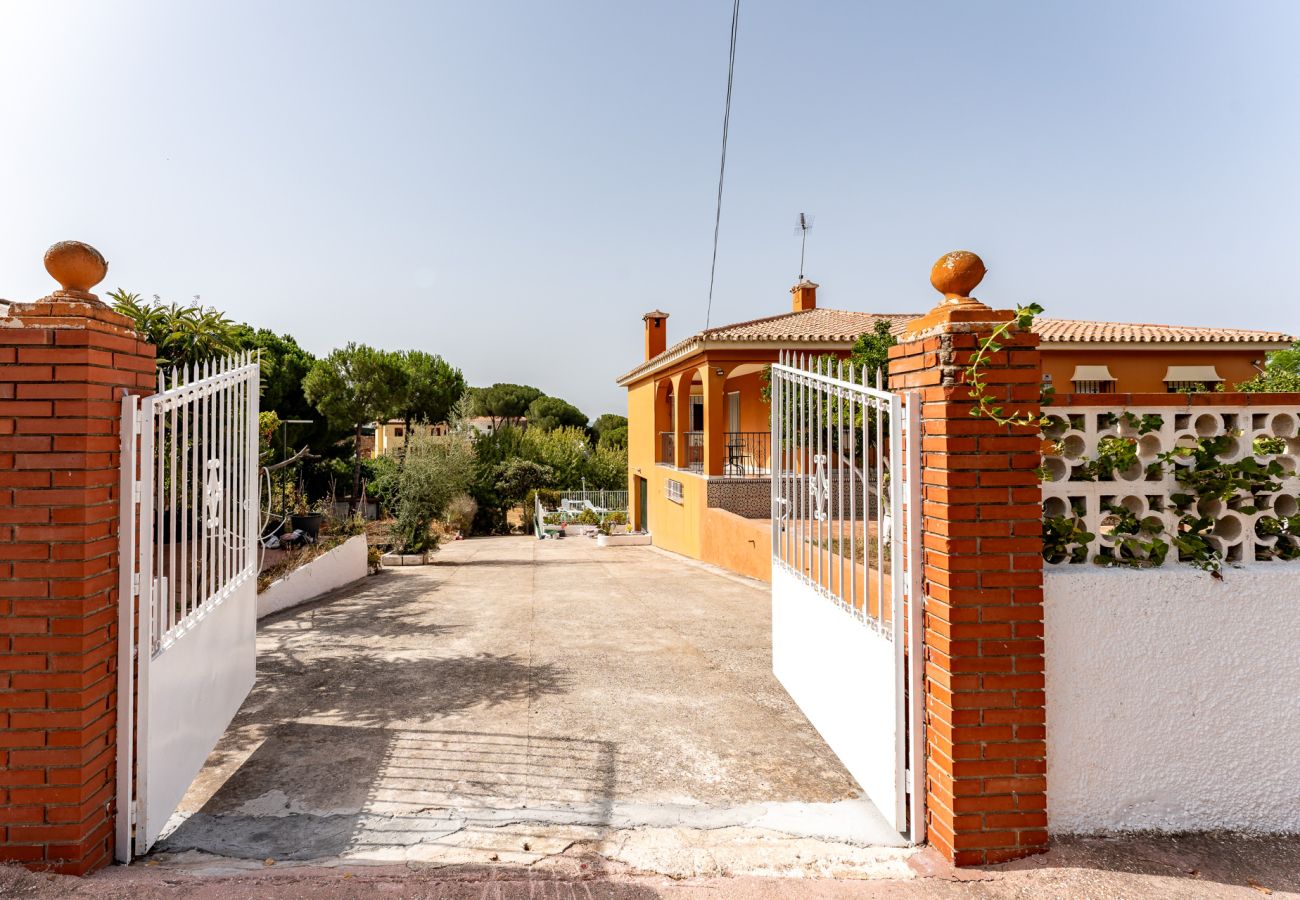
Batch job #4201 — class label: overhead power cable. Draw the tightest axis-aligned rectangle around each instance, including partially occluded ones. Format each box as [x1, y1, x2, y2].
[704, 0, 740, 330]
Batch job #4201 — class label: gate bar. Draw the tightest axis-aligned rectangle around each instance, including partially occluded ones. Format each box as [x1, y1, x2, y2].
[114, 394, 138, 864]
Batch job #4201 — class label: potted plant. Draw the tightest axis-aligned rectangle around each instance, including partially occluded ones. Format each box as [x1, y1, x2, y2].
[290, 486, 323, 540]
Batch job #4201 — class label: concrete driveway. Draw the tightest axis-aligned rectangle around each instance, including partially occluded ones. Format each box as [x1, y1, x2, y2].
[155, 535, 908, 878]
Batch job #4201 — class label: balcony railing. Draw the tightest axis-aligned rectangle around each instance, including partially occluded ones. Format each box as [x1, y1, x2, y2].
[657, 431, 768, 477]
[723, 431, 770, 477]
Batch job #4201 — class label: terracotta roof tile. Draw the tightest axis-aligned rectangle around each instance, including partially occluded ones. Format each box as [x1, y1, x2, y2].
[617, 308, 1294, 384]
[1032, 318, 1293, 344]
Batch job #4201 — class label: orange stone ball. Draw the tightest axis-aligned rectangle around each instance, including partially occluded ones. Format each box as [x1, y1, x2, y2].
[929, 250, 986, 300]
[44, 240, 108, 294]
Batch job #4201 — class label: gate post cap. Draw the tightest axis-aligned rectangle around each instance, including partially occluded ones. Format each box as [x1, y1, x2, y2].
[44, 240, 108, 301]
[929, 250, 986, 302]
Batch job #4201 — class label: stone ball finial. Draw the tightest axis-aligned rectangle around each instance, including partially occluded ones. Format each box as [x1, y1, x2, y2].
[44, 241, 108, 297]
[929, 250, 985, 302]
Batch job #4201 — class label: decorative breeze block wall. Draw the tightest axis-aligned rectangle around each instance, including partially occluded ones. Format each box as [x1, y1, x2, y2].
[1042, 404, 1300, 567]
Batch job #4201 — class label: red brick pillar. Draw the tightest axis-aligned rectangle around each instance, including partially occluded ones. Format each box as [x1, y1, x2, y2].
[0, 242, 155, 874]
[888, 251, 1046, 866]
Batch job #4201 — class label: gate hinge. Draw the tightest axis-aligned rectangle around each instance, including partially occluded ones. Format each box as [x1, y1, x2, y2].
[904, 769, 913, 794]
[131, 480, 142, 505]
[131, 572, 140, 597]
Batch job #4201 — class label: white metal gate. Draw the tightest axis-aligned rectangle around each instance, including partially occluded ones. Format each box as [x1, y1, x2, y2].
[768, 352, 925, 842]
[116, 354, 260, 859]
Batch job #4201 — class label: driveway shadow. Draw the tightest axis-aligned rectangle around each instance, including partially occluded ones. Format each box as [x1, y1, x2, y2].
[255, 650, 570, 728]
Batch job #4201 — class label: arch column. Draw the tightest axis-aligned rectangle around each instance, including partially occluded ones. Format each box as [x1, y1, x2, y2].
[670, 371, 692, 469]
[700, 362, 734, 476]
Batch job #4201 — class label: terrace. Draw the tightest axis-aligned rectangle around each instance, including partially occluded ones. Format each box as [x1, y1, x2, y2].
[650, 362, 773, 479]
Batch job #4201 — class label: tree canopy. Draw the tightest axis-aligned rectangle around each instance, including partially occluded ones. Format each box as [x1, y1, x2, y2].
[303, 343, 406, 510]
[525, 395, 588, 432]
[395, 351, 466, 448]
[468, 383, 544, 429]
[592, 413, 628, 449]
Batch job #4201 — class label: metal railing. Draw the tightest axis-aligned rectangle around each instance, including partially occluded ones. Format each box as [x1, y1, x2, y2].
[658, 430, 767, 476]
[723, 431, 770, 477]
[558, 489, 628, 511]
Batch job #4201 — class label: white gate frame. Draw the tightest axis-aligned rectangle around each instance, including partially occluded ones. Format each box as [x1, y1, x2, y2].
[116, 354, 260, 860]
[768, 352, 925, 843]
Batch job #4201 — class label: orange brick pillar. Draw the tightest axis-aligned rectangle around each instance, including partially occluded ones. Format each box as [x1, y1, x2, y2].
[0, 243, 155, 874]
[889, 251, 1046, 866]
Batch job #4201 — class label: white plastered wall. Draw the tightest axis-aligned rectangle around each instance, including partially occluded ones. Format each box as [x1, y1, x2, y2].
[257, 535, 368, 619]
[1045, 564, 1300, 833]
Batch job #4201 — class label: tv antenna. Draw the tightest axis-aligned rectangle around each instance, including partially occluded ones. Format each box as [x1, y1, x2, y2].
[795, 213, 814, 280]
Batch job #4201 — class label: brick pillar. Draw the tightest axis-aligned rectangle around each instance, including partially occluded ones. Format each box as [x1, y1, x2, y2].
[0, 242, 155, 874]
[888, 251, 1046, 866]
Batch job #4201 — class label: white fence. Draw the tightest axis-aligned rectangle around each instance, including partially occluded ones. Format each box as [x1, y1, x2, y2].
[558, 489, 628, 511]
[1042, 404, 1300, 568]
[117, 354, 260, 858]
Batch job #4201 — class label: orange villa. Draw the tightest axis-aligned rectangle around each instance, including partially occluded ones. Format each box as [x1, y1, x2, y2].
[619, 276, 1293, 581]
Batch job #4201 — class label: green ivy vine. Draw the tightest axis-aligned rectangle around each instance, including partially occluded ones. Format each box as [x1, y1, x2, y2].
[965, 307, 1299, 574]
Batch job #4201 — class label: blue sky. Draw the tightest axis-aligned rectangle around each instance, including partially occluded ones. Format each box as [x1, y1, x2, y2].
[2, 1, 1297, 417]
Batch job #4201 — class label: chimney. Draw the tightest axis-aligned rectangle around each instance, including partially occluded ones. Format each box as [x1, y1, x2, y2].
[791, 279, 818, 312]
[643, 310, 669, 360]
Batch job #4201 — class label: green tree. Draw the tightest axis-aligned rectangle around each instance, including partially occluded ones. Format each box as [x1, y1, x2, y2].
[597, 425, 628, 450]
[468, 383, 544, 430]
[395, 351, 466, 454]
[520, 426, 593, 489]
[493, 459, 555, 506]
[232, 326, 316, 418]
[394, 432, 475, 552]
[303, 343, 405, 513]
[586, 443, 629, 490]
[108, 289, 240, 370]
[849, 319, 898, 389]
[525, 395, 588, 432]
[1232, 341, 1300, 392]
[466, 424, 527, 533]
[591, 413, 628, 447]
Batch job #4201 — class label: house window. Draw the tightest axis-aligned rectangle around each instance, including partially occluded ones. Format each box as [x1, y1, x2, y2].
[1070, 365, 1115, 394]
[394, 426, 404, 437]
[1164, 365, 1221, 393]
[665, 478, 683, 503]
[727, 391, 740, 433]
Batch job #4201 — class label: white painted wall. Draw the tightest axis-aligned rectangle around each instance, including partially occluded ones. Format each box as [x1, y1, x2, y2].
[1045, 564, 1300, 833]
[257, 535, 368, 619]
[771, 564, 902, 833]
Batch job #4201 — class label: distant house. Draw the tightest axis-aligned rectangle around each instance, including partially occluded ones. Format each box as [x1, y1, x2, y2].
[617, 278, 1292, 580]
[369, 419, 450, 457]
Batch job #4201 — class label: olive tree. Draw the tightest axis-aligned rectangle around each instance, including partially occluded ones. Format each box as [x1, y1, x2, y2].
[395, 433, 475, 552]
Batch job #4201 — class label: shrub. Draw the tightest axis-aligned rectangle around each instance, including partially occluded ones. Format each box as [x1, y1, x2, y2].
[394, 433, 473, 553]
[363, 454, 401, 516]
[446, 493, 478, 535]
